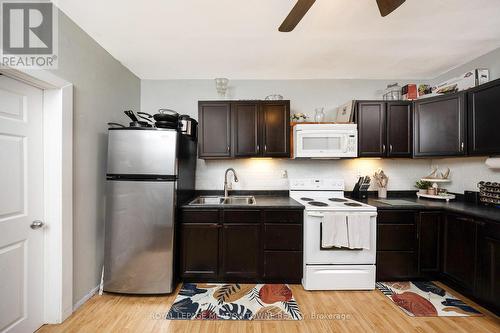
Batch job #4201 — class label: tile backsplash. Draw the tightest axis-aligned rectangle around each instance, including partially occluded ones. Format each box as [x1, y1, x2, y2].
[431, 157, 500, 193]
[196, 158, 432, 192]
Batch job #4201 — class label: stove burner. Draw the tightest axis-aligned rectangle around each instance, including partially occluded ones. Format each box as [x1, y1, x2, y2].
[344, 202, 362, 207]
[328, 198, 348, 202]
[309, 201, 329, 207]
[301, 197, 314, 201]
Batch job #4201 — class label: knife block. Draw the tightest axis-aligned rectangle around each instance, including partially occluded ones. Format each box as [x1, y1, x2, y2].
[351, 183, 369, 200]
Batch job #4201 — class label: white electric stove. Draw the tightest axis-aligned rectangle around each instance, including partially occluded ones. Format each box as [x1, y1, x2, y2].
[289, 178, 378, 290]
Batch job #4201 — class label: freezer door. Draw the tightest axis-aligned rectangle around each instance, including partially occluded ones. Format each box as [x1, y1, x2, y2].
[107, 129, 178, 176]
[103, 180, 175, 293]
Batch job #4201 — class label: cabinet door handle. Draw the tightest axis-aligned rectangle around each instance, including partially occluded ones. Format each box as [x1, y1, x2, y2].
[382, 144, 386, 154]
[390, 144, 393, 153]
[460, 142, 464, 151]
[227, 145, 230, 152]
[264, 144, 267, 152]
[257, 144, 260, 152]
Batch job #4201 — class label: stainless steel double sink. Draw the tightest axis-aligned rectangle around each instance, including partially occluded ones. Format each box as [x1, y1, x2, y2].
[188, 195, 256, 206]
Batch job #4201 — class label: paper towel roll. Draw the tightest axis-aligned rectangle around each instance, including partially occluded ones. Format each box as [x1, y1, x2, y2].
[485, 158, 500, 169]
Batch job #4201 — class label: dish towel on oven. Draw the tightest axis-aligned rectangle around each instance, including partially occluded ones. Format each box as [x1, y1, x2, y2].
[321, 214, 348, 248]
[347, 215, 371, 250]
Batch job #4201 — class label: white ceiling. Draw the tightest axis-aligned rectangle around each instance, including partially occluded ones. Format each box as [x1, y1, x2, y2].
[53, 0, 500, 80]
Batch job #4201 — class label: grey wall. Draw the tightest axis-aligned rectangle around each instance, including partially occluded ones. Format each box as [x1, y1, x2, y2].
[141, 79, 432, 192]
[432, 47, 500, 84]
[50, 11, 140, 304]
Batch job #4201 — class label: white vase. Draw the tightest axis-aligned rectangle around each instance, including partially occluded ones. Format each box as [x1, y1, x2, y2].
[378, 188, 387, 198]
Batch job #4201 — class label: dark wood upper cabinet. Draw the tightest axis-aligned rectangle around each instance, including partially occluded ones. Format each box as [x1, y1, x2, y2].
[413, 93, 466, 157]
[357, 101, 386, 157]
[387, 102, 412, 157]
[198, 102, 231, 158]
[232, 102, 260, 157]
[467, 78, 500, 156]
[357, 101, 412, 158]
[199, 100, 290, 159]
[442, 214, 477, 292]
[261, 102, 290, 157]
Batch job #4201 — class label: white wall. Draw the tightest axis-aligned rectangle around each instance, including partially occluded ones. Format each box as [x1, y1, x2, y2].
[142, 79, 432, 191]
[50, 11, 141, 304]
[431, 157, 499, 193]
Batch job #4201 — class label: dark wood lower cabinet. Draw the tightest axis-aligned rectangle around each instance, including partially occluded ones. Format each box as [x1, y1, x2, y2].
[475, 220, 500, 314]
[376, 210, 418, 281]
[264, 251, 302, 283]
[179, 208, 303, 283]
[221, 224, 260, 280]
[442, 214, 477, 292]
[377, 252, 418, 281]
[377, 208, 500, 316]
[418, 212, 441, 276]
[180, 223, 220, 279]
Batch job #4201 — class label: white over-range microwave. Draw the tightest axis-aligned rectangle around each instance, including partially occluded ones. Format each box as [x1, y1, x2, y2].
[293, 124, 358, 158]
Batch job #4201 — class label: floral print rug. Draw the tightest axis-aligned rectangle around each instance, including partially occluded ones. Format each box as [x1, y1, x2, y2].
[376, 281, 482, 317]
[166, 283, 302, 320]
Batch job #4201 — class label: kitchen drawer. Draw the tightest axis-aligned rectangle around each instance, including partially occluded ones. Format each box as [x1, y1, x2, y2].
[181, 210, 220, 223]
[263, 251, 302, 282]
[377, 210, 416, 224]
[263, 224, 302, 250]
[264, 210, 303, 224]
[376, 251, 418, 281]
[377, 224, 417, 251]
[223, 210, 261, 223]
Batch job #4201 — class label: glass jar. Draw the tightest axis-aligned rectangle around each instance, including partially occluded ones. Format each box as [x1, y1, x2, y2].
[383, 83, 401, 101]
[314, 107, 325, 122]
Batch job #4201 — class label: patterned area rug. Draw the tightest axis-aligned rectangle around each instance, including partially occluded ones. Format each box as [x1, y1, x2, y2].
[376, 281, 482, 317]
[167, 283, 302, 320]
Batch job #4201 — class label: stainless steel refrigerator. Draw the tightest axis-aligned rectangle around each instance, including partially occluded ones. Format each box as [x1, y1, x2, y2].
[103, 128, 196, 294]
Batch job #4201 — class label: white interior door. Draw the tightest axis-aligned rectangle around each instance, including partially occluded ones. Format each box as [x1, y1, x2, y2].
[0, 76, 44, 333]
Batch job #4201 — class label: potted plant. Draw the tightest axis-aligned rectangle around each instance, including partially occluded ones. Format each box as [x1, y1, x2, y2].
[415, 180, 432, 194]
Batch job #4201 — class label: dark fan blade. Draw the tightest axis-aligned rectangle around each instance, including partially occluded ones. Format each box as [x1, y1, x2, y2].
[278, 0, 316, 32]
[376, 0, 406, 17]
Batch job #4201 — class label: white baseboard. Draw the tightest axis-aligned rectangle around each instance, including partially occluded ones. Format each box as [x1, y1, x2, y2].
[73, 285, 99, 312]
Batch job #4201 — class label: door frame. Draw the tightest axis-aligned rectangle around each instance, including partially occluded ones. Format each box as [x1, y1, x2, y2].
[0, 68, 73, 324]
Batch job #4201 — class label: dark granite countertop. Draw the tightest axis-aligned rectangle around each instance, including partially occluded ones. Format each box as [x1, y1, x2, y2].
[361, 196, 500, 223]
[181, 194, 304, 209]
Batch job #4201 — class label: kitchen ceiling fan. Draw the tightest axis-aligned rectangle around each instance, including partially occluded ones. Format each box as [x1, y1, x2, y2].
[278, 0, 406, 32]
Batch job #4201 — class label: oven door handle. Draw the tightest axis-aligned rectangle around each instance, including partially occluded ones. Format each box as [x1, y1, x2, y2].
[307, 213, 324, 218]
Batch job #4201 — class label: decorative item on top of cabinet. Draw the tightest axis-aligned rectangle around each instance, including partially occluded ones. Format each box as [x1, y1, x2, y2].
[413, 92, 466, 157]
[198, 100, 290, 159]
[467, 78, 500, 156]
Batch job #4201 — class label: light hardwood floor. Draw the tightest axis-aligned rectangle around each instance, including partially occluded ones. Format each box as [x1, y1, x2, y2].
[38, 282, 500, 333]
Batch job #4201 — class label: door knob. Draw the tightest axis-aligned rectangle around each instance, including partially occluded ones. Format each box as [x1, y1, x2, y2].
[30, 220, 44, 230]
